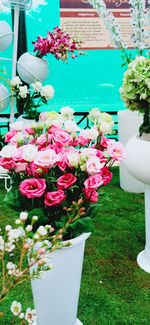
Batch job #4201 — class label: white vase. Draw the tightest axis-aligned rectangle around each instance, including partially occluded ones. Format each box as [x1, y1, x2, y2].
[17, 52, 49, 84]
[0, 84, 11, 112]
[31, 233, 91, 325]
[118, 109, 144, 193]
[16, 115, 36, 127]
[125, 134, 150, 273]
[0, 21, 12, 51]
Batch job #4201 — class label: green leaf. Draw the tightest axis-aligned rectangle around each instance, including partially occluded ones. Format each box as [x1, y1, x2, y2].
[4, 188, 21, 210]
[69, 217, 94, 237]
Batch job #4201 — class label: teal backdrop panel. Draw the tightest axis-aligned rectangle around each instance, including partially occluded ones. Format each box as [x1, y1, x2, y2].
[0, 0, 126, 113]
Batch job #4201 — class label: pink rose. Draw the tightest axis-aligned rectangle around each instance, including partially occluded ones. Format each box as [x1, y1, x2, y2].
[107, 141, 125, 161]
[0, 157, 15, 170]
[12, 147, 23, 162]
[25, 127, 35, 135]
[14, 162, 27, 173]
[83, 188, 98, 203]
[100, 135, 109, 148]
[44, 190, 66, 206]
[78, 130, 90, 146]
[100, 167, 112, 185]
[86, 157, 103, 175]
[57, 173, 77, 190]
[52, 129, 72, 147]
[84, 174, 103, 192]
[26, 162, 48, 178]
[4, 129, 18, 143]
[19, 178, 46, 199]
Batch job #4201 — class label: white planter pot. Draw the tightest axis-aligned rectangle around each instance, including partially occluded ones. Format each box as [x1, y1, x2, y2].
[17, 52, 49, 84]
[0, 21, 12, 51]
[118, 109, 144, 193]
[16, 115, 36, 126]
[0, 84, 11, 112]
[31, 233, 90, 325]
[125, 135, 150, 273]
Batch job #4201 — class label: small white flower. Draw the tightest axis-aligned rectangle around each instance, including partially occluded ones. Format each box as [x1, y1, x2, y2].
[20, 212, 28, 221]
[8, 228, 25, 241]
[40, 85, 55, 100]
[5, 241, 15, 252]
[60, 106, 74, 120]
[0, 236, 4, 251]
[6, 261, 16, 270]
[33, 234, 40, 240]
[37, 226, 47, 237]
[32, 81, 42, 92]
[32, 215, 38, 222]
[5, 225, 12, 232]
[26, 225, 33, 232]
[19, 312, 25, 319]
[19, 85, 29, 99]
[10, 301, 22, 316]
[15, 219, 21, 225]
[11, 76, 22, 87]
[25, 308, 37, 324]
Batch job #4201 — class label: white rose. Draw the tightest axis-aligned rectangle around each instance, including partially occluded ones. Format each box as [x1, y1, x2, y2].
[22, 144, 38, 162]
[11, 76, 22, 87]
[19, 85, 29, 99]
[88, 108, 101, 124]
[60, 106, 74, 120]
[32, 81, 42, 92]
[0, 145, 16, 158]
[87, 128, 99, 140]
[40, 85, 55, 100]
[64, 120, 80, 133]
[67, 152, 79, 168]
[100, 121, 113, 134]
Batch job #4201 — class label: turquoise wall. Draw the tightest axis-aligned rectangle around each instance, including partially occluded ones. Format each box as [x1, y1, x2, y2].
[0, 0, 126, 113]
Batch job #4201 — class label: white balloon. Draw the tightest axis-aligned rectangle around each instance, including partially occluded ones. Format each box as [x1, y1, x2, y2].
[0, 20, 12, 51]
[0, 83, 11, 112]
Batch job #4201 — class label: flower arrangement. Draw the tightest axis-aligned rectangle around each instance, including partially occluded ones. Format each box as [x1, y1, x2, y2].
[32, 26, 83, 62]
[120, 56, 150, 135]
[0, 211, 71, 323]
[0, 107, 125, 239]
[10, 77, 55, 120]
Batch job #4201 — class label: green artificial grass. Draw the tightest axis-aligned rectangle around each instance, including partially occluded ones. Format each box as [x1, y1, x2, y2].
[0, 168, 150, 324]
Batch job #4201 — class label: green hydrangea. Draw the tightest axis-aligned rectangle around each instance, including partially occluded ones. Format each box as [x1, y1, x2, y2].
[120, 56, 150, 113]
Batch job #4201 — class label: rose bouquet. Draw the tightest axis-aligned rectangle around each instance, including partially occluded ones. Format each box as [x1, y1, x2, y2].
[120, 56, 150, 135]
[32, 26, 83, 62]
[0, 107, 125, 240]
[10, 77, 55, 120]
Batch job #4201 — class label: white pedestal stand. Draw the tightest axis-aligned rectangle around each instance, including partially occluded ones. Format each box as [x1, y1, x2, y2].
[125, 135, 150, 273]
[137, 185, 150, 273]
[118, 110, 144, 193]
